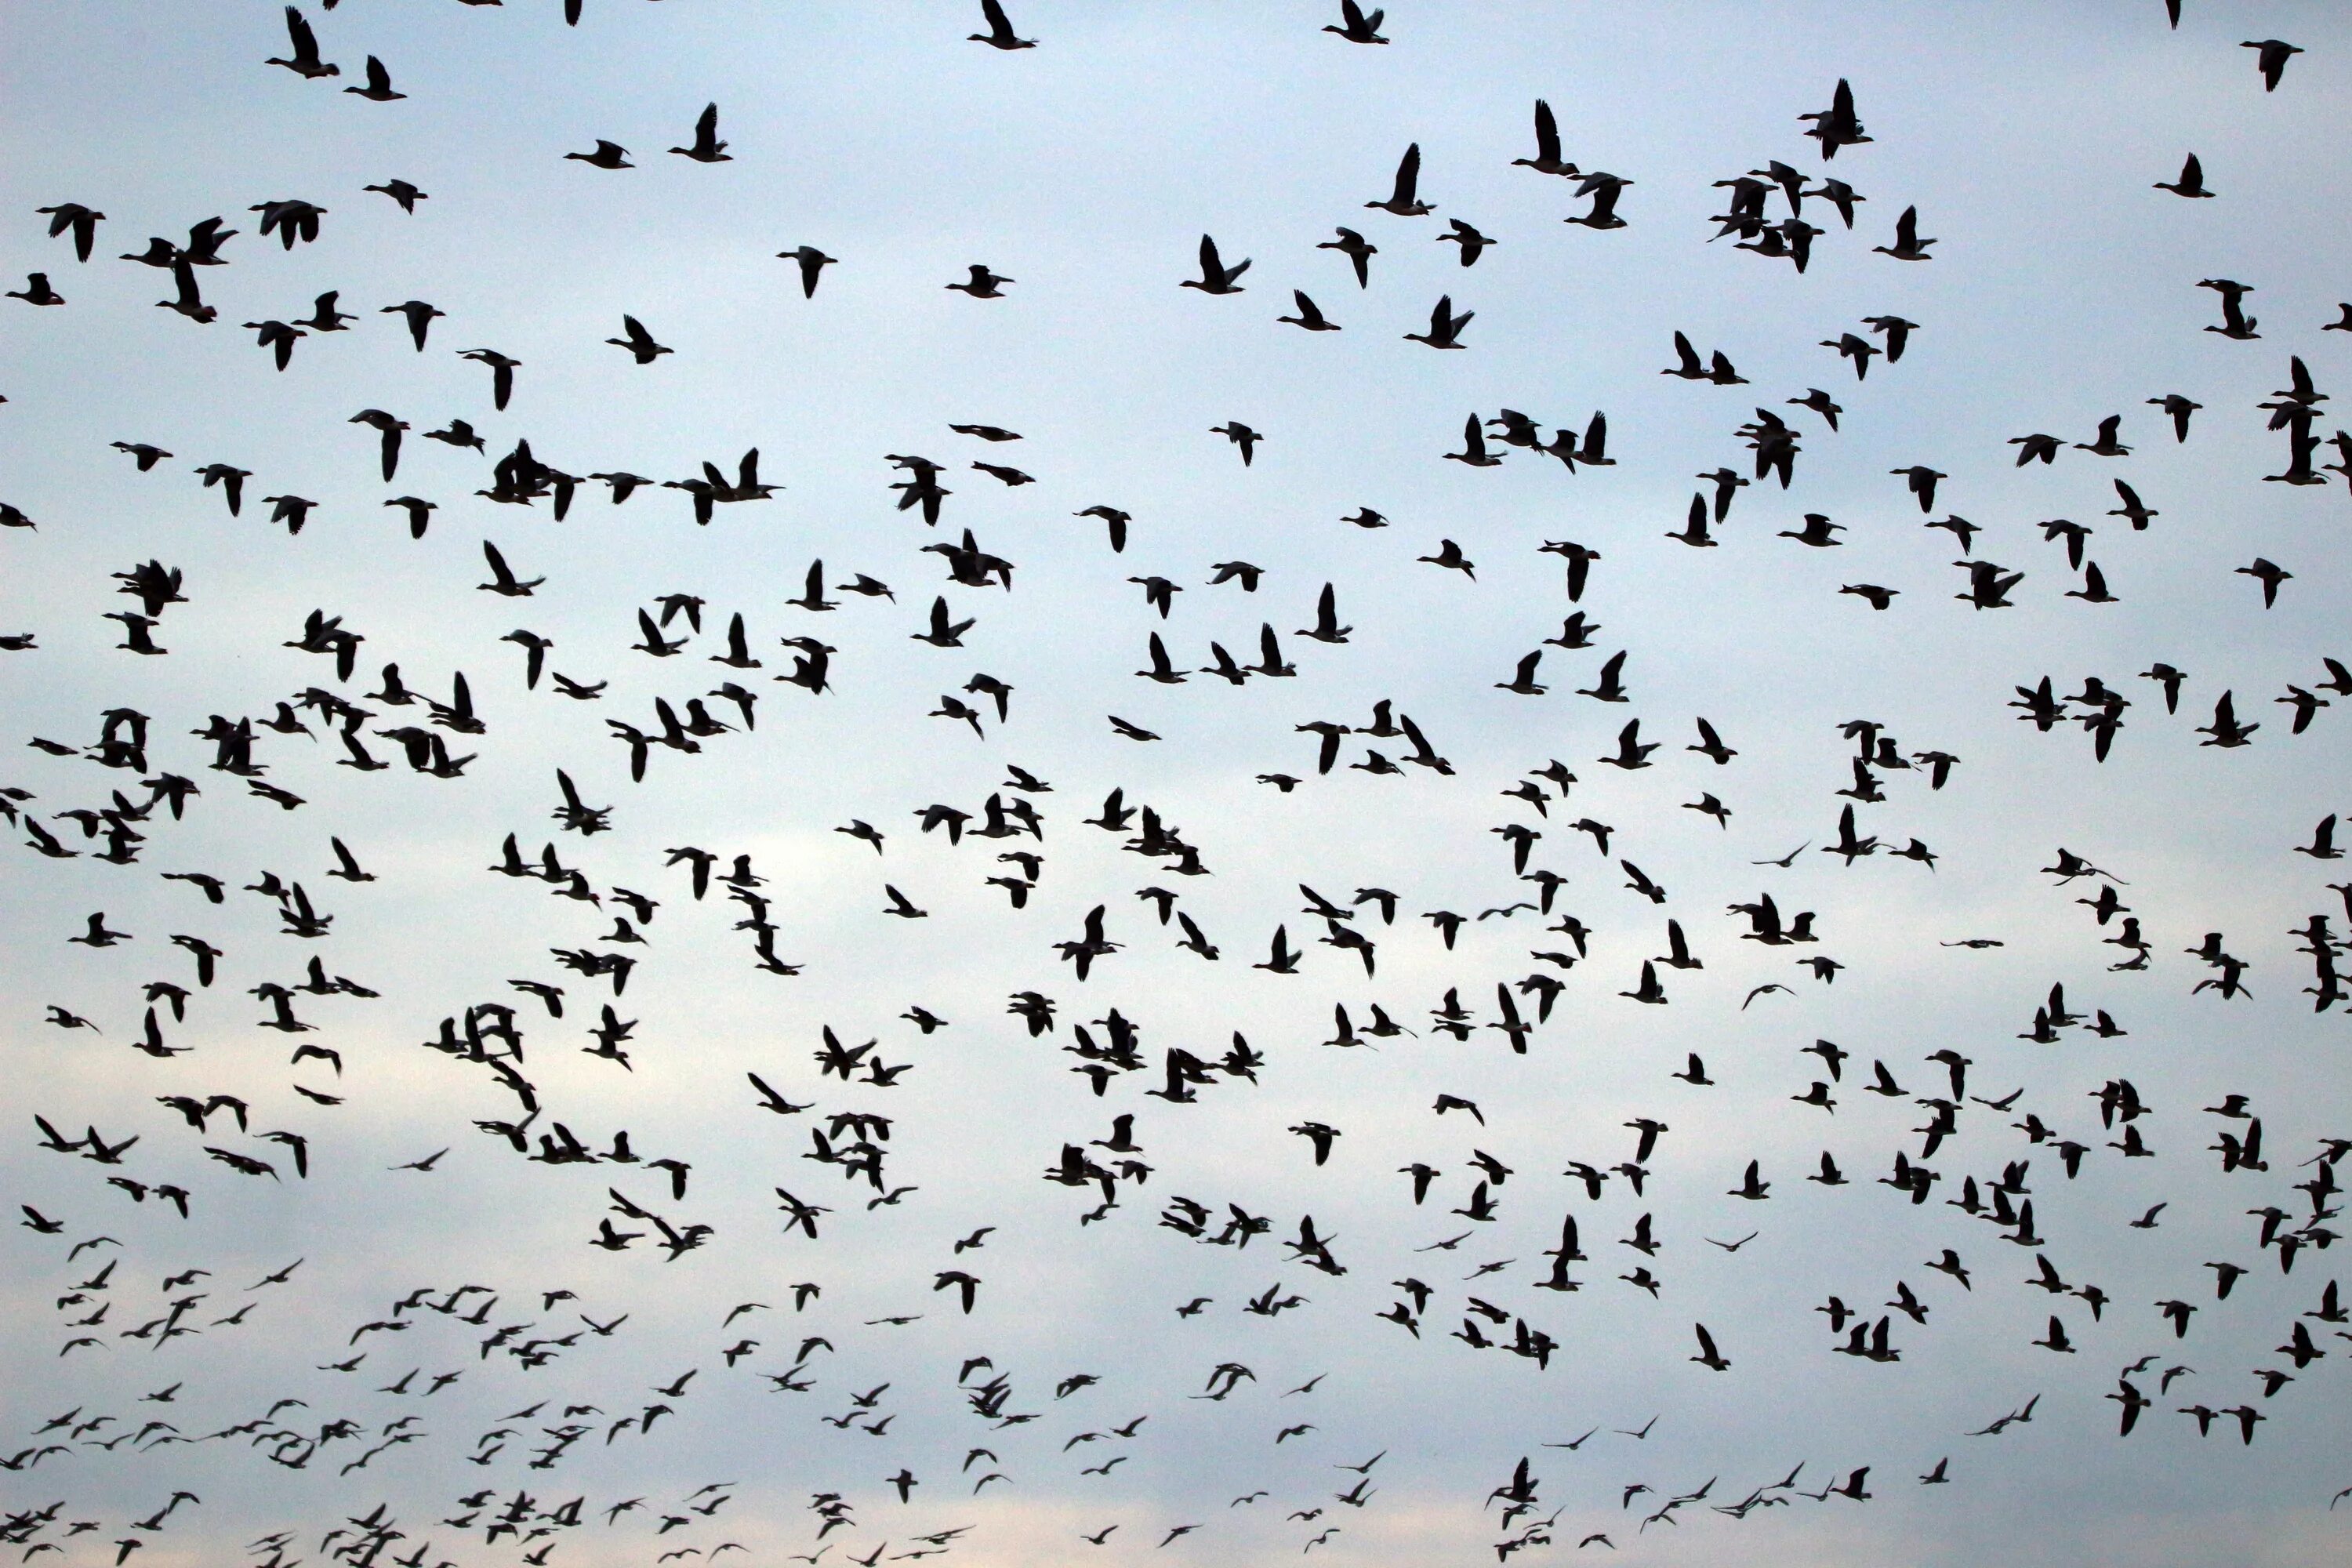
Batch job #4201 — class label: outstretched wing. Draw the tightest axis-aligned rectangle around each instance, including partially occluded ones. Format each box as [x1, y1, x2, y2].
[285, 6, 319, 59]
[1392, 141, 1421, 204]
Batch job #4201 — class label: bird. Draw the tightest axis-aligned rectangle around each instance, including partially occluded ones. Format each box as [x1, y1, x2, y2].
[2150, 392, 2201, 441]
[971, 0, 1036, 49]
[1496, 651, 1544, 695]
[671, 103, 731, 162]
[9, 273, 65, 307]
[1437, 217, 1494, 266]
[38, 203, 105, 262]
[1323, 1, 1387, 44]
[266, 6, 339, 78]
[1317, 227, 1376, 287]
[1564, 170, 1632, 229]
[478, 541, 543, 597]
[1446, 415, 1501, 468]
[567, 140, 633, 169]
[778, 245, 839, 297]
[1403, 296, 1472, 349]
[2154, 152, 2212, 198]
[1182, 235, 1250, 295]
[608, 316, 673, 364]
[2242, 38, 2301, 92]
[1277, 290, 1340, 332]
[1367, 143, 1432, 216]
[459, 348, 521, 411]
[344, 55, 403, 101]
[2238, 557, 2292, 608]
[948, 265, 1013, 298]
[1873, 205, 1936, 260]
[2201, 277, 2259, 339]
[365, 178, 427, 211]
[1513, 98, 1576, 176]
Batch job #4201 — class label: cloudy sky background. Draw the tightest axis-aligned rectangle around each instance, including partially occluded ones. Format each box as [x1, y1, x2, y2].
[4, 2, 2351, 1565]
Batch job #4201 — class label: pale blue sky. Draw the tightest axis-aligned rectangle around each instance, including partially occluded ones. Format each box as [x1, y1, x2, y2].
[2, 4, 2350, 1566]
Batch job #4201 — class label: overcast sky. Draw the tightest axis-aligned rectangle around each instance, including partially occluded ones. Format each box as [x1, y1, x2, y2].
[4, 4, 2351, 1566]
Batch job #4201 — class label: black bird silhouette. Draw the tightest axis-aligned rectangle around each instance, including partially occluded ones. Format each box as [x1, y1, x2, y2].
[608, 316, 673, 363]
[567, 139, 633, 169]
[2154, 152, 2212, 198]
[345, 56, 403, 102]
[2242, 38, 2301, 92]
[266, 6, 339, 79]
[1317, 227, 1376, 287]
[1513, 99, 1577, 176]
[1873, 205, 1936, 261]
[1367, 143, 1433, 216]
[1404, 296, 1472, 349]
[971, 0, 1035, 49]
[1182, 235, 1250, 295]
[671, 103, 731, 162]
[1278, 290, 1340, 332]
[948, 264, 1013, 298]
[1323, 1, 1387, 44]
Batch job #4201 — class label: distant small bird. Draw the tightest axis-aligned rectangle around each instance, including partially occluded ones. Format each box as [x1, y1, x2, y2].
[971, 0, 1036, 49]
[2237, 557, 2292, 608]
[1181, 234, 1250, 295]
[948, 264, 1013, 298]
[2241, 38, 2302, 93]
[670, 103, 731, 162]
[1873, 205, 1936, 261]
[2154, 153, 2212, 198]
[343, 55, 404, 101]
[779, 245, 838, 297]
[1317, 227, 1377, 288]
[1323, 0, 1388, 44]
[1211, 422, 1262, 465]
[606, 316, 673, 364]
[565, 140, 633, 169]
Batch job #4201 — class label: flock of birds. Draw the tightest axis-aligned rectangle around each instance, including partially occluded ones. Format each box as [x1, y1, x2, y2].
[5, 1, 2351, 1564]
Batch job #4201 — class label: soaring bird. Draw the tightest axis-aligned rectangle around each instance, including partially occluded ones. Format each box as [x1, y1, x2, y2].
[971, 0, 1036, 49]
[670, 103, 731, 162]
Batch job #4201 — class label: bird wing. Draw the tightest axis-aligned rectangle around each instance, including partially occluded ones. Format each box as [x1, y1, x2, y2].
[1392, 142, 1421, 203]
